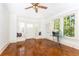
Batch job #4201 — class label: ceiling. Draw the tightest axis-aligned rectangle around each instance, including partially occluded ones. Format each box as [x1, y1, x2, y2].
[8, 3, 79, 19]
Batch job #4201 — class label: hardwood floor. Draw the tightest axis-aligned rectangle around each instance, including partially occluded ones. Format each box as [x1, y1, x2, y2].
[1, 38, 79, 56]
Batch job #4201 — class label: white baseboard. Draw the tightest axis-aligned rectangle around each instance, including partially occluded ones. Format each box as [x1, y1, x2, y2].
[59, 39, 79, 50]
[9, 40, 17, 43]
[48, 36, 79, 50]
[0, 43, 10, 54]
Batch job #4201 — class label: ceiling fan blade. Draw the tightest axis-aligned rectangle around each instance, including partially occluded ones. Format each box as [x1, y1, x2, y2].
[38, 6, 47, 9]
[25, 6, 33, 9]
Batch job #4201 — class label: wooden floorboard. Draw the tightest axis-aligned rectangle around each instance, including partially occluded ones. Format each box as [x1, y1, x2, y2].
[0, 38, 79, 56]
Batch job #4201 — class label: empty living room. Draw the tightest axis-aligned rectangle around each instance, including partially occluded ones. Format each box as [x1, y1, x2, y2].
[0, 2, 79, 57]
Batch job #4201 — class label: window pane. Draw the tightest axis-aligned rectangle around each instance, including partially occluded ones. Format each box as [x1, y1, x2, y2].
[64, 15, 75, 37]
[54, 19, 60, 31]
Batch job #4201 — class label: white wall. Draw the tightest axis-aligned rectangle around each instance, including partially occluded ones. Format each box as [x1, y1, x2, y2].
[9, 4, 17, 43]
[9, 14, 17, 43]
[0, 4, 10, 54]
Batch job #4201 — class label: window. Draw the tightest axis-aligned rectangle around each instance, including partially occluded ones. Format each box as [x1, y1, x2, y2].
[19, 22, 25, 33]
[64, 15, 75, 37]
[27, 24, 33, 28]
[54, 18, 60, 31]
